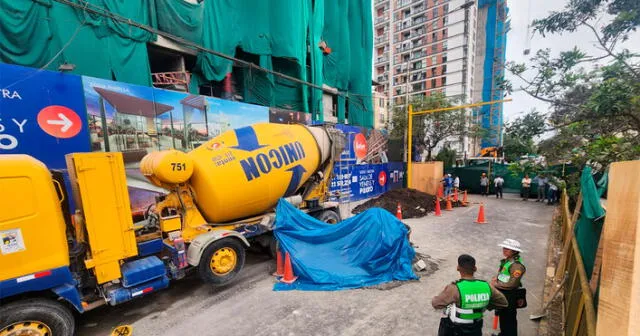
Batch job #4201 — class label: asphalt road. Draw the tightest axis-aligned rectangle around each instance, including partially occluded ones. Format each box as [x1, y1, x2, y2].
[78, 193, 552, 336]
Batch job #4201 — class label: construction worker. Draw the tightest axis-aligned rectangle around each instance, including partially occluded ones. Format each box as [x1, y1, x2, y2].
[432, 254, 508, 336]
[492, 239, 527, 336]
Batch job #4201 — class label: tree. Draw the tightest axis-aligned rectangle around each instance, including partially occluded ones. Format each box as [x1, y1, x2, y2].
[503, 110, 546, 161]
[505, 0, 640, 171]
[435, 147, 457, 168]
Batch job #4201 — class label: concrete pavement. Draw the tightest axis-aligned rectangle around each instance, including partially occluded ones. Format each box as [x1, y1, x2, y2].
[79, 193, 552, 336]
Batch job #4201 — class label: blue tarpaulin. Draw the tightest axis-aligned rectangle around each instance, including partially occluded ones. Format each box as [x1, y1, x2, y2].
[273, 200, 417, 291]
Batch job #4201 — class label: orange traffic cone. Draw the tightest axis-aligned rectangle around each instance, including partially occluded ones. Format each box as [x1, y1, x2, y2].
[445, 196, 453, 211]
[437, 186, 443, 198]
[475, 203, 487, 224]
[462, 190, 468, 204]
[453, 189, 459, 202]
[273, 248, 284, 277]
[434, 197, 442, 216]
[280, 252, 298, 284]
[396, 202, 403, 220]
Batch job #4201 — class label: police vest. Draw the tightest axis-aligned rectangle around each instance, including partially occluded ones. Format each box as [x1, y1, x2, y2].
[498, 256, 524, 284]
[448, 280, 491, 324]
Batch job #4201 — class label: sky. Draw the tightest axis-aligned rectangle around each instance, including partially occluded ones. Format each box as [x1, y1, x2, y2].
[503, 0, 638, 123]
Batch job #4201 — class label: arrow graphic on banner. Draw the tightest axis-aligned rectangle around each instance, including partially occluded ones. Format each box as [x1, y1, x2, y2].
[46, 113, 73, 133]
[285, 165, 307, 197]
[232, 126, 266, 151]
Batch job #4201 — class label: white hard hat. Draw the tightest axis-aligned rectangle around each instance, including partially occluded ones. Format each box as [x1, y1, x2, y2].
[498, 238, 523, 252]
[448, 174, 451, 177]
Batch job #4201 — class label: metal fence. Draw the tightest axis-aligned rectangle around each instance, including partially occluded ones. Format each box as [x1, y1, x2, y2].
[556, 191, 597, 336]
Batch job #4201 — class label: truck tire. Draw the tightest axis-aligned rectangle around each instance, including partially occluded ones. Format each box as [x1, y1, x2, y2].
[315, 209, 341, 224]
[0, 298, 75, 336]
[198, 238, 246, 286]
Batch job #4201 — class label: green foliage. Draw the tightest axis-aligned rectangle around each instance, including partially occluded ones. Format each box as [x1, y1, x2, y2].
[435, 147, 457, 168]
[503, 110, 546, 162]
[504, 0, 640, 175]
[507, 160, 544, 178]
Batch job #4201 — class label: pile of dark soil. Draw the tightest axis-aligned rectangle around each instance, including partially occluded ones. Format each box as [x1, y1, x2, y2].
[352, 188, 437, 218]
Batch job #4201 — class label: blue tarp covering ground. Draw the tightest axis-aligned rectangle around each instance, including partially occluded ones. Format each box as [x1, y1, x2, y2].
[273, 200, 417, 291]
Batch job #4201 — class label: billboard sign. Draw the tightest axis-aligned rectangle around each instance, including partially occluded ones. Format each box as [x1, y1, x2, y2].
[0, 64, 90, 168]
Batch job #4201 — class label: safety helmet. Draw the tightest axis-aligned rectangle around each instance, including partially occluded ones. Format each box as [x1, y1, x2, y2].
[498, 238, 523, 252]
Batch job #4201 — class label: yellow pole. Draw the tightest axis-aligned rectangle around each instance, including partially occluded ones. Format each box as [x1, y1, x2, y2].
[407, 104, 413, 188]
[411, 98, 513, 116]
[404, 98, 512, 190]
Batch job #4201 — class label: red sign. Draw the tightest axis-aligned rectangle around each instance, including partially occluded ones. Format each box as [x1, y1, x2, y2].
[37, 105, 82, 139]
[353, 133, 368, 159]
[378, 171, 387, 186]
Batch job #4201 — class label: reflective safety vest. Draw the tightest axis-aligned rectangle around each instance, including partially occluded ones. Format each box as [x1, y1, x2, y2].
[498, 256, 524, 284]
[447, 280, 491, 324]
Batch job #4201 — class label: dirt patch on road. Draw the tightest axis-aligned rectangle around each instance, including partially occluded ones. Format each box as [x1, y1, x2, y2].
[352, 188, 437, 218]
[352, 188, 466, 218]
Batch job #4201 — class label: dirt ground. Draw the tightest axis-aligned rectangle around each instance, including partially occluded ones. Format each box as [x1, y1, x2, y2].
[352, 188, 465, 218]
[78, 194, 552, 336]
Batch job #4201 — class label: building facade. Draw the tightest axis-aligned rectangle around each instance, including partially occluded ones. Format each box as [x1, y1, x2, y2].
[373, 85, 391, 130]
[373, 0, 507, 158]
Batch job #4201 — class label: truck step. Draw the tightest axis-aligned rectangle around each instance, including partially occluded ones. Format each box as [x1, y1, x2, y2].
[121, 256, 166, 288]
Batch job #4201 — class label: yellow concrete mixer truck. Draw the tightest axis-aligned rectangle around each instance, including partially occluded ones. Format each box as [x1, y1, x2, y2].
[0, 123, 345, 335]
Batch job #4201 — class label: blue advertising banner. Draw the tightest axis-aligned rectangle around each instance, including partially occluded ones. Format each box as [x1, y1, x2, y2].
[387, 162, 406, 190]
[0, 63, 90, 169]
[330, 163, 392, 202]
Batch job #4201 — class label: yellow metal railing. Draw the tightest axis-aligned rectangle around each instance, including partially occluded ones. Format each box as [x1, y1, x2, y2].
[556, 190, 597, 336]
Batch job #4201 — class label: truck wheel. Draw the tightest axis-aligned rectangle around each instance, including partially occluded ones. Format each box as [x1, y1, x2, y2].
[0, 298, 75, 336]
[198, 238, 246, 286]
[316, 209, 341, 224]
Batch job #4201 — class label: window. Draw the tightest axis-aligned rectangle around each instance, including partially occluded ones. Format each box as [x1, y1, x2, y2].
[432, 55, 437, 64]
[379, 98, 384, 107]
[443, 41, 448, 50]
[442, 65, 447, 73]
[443, 16, 448, 25]
[442, 53, 448, 63]
[433, 20, 438, 29]
[433, 8, 438, 18]
[431, 44, 437, 53]
[431, 79, 437, 87]
[443, 28, 448, 38]
[443, 4, 449, 12]
[432, 32, 436, 41]
[442, 77, 447, 85]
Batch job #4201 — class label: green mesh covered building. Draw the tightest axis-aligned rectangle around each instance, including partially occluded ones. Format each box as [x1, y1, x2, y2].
[0, 0, 374, 127]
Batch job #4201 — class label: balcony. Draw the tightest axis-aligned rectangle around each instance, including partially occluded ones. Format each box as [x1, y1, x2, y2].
[396, 0, 412, 9]
[375, 15, 389, 25]
[377, 75, 389, 83]
[375, 35, 389, 44]
[411, 51, 426, 60]
[376, 56, 389, 64]
[375, 0, 387, 5]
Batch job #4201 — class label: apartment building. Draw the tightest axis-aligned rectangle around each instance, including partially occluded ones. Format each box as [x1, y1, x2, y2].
[374, 0, 507, 158]
[373, 87, 390, 130]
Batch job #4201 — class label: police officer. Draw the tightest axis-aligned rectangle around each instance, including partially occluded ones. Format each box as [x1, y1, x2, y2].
[492, 239, 526, 336]
[432, 254, 508, 336]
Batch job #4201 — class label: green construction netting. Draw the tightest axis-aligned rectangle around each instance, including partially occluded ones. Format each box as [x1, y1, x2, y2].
[1, 0, 373, 126]
[195, 0, 373, 127]
[574, 166, 607, 279]
[451, 162, 577, 195]
[0, 0, 62, 69]
[0, 0, 154, 86]
[154, 0, 203, 45]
